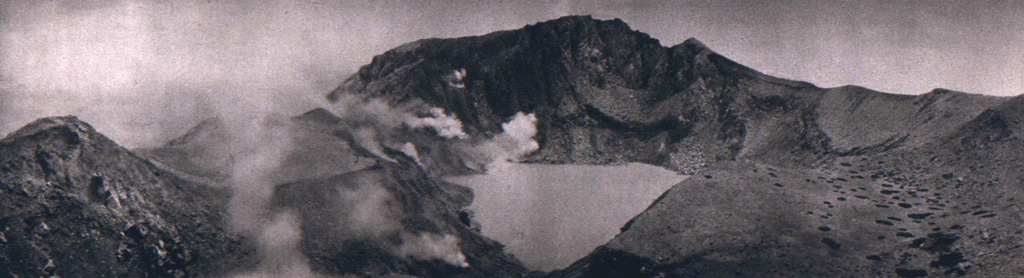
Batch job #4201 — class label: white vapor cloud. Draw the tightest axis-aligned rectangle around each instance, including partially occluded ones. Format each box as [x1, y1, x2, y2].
[351, 127, 397, 163]
[217, 115, 315, 278]
[326, 92, 467, 165]
[329, 92, 468, 140]
[327, 90, 540, 172]
[333, 173, 471, 268]
[405, 108, 468, 140]
[338, 175, 402, 238]
[474, 112, 540, 167]
[236, 211, 314, 278]
[224, 116, 295, 233]
[400, 142, 422, 166]
[396, 232, 470, 268]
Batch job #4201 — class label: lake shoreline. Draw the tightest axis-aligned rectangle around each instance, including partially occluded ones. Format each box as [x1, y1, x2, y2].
[444, 162, 688, 271]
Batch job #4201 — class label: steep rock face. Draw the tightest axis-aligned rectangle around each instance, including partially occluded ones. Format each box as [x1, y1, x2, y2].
[328, 16, 1006, 172]
[0, 117, 250, 277]
[329, 15, 827, 172]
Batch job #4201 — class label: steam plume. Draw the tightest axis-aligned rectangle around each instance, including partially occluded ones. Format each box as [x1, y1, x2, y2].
[237, 211, 314, 278]
[329, 91, 540, 171]
[475, 112, 540, 166]
[405, 108, 468, 139]
[328, 93, 467, 139]
[220, 115, 314, 277]
[338, 175, 402, 238]
[396, 232, 470, 267]
[351, 127, 397, 163]
[399, 142, 422, 166]
[224, 116, 294, 234]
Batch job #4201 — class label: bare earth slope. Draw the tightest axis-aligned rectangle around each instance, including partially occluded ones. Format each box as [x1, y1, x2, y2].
[551, 151, 1024, 277]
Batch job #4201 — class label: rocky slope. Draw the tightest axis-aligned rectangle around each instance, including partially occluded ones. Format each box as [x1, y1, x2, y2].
[550, 151, 1024, 277]
[0, 116, 252, 277]
[330, 15, 1024, 277]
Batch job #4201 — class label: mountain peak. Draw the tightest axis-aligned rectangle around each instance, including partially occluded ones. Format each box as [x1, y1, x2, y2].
[928, 88, 958, 94]
[530, 15, 624, 28]
[670, 37, 714, 57]
[680, 37, 708, 50]
[329, 16, 778, 137]
[524, 15, 659, 46]
[295, 107, 343, 124]
[1, 116, 101, 144]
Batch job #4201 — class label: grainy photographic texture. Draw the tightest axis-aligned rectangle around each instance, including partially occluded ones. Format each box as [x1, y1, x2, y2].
[1, 1, 1022, 277]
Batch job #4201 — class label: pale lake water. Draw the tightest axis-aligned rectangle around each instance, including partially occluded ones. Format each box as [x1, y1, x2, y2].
[444, 163, 688, 271]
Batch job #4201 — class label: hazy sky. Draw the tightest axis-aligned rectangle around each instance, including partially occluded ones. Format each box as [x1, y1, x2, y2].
[2, 0, 1022, 147]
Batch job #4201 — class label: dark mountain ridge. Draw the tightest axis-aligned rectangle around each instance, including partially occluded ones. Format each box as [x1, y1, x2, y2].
[329, 15, 1006, 173]
[327, 15, 1024, 277]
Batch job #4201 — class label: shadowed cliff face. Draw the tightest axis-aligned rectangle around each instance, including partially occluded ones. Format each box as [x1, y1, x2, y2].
[327, 16, 823, 172]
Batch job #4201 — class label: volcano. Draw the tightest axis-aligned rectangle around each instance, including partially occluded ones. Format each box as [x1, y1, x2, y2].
[3, 15, 1023, 277]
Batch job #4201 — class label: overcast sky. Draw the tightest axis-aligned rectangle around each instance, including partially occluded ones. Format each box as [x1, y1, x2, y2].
[2, 0, 1022, 147]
